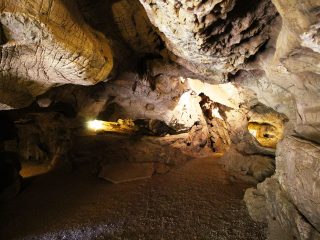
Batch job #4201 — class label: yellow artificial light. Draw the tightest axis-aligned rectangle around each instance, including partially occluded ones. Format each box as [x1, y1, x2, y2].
[87, 120, 104, 131]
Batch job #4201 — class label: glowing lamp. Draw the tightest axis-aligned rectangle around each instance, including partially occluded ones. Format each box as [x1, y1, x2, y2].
[87, 120, 104, 131]
[87, 119, 138, 134]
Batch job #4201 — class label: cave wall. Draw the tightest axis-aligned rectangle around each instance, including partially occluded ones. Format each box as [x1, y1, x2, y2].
[264, 0, 320, 143]
[242, 0, 320, 239]
[139, 0, 278, 80]
[0, 0, 113, 109]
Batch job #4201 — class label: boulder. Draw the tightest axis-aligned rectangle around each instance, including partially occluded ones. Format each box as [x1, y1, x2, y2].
[276, 136, 320, 232]
[245, 178, 320, 240]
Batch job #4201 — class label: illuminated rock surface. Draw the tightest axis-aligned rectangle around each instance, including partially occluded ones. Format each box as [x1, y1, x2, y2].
[243, 1, 320, 238]
[0, 0, 113, 109]
[139, 0, 278, 80]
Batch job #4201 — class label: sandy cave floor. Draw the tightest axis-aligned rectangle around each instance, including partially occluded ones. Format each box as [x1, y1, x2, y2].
[0, 157, 266, 240]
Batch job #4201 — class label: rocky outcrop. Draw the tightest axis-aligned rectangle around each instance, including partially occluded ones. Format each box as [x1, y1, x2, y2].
[262, 0, 320, 143]
[244, 0, 320, 238]
[139, 0, 278, 80]
[245, 137, 320, 238]
[245, 177, 320, 240]
[276, 136, 320, 232]
[220, 147, 275, 182]
[77, 0, 162, 57]
[0, 0, 113, 109]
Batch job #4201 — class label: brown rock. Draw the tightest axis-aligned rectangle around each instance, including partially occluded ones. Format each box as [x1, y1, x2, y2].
[245, 178, 320, 240]
[0, 0, 113, 109]
[139, 0, 278, 80]
[276, 136, 320, 232]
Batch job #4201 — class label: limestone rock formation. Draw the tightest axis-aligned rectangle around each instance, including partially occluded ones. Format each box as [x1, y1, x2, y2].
[263, 0, 320, 143]
[276, 136, 320, 232]
[301, 23, 320, 53]
[234, 70, 297, 134]
[220, 147, 275, 182]
[0, 0, 113, 109]
[244, 0, 320, 237]
[77, 0, 162, 57]
[139, 0, 278, 80]
[15, 68, 278, 180]
[247, 104, 288, 149]
[245, 178, 320, 240]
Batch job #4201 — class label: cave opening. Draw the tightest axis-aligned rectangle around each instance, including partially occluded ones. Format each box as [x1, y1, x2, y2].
[248, 122, 282, 149]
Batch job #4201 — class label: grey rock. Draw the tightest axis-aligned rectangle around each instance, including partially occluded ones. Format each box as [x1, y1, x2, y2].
[245, 178, 320, 240]
[276, 136, 320, 232]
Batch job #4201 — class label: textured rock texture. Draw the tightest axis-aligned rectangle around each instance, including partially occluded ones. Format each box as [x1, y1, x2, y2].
[247, 104, 287, 149]
[234, 70, 297, 134]
[276, 136, 320, 232]
[263, 0, 320, 143]
[244, 0, 320, 238]
[139, 0, 278, 80]
[77, 0, 162, 57]
[17, 113, 71, 168]
[37, 73, 240, 156]
[245, 178, 320, 240]
[9, 68, 280, 183]
[220, 147, 275, 183]
[0, 0, 113, 109]
[301, 22, 320, 54]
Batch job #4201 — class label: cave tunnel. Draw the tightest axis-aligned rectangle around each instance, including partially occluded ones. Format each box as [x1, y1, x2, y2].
[0, 0, 320, 239]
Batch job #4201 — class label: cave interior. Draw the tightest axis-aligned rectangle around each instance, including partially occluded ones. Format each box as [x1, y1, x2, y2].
[0, 0, 319, 239]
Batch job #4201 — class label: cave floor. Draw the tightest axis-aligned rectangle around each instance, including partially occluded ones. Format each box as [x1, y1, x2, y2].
[0, 157, 266, 240]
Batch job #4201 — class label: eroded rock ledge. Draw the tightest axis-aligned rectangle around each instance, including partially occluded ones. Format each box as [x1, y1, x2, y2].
[244, 0, 320, 238]
[0, 0, 113, 109]
[139, 0, 278, 80]
[245, 136, 320, 240]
